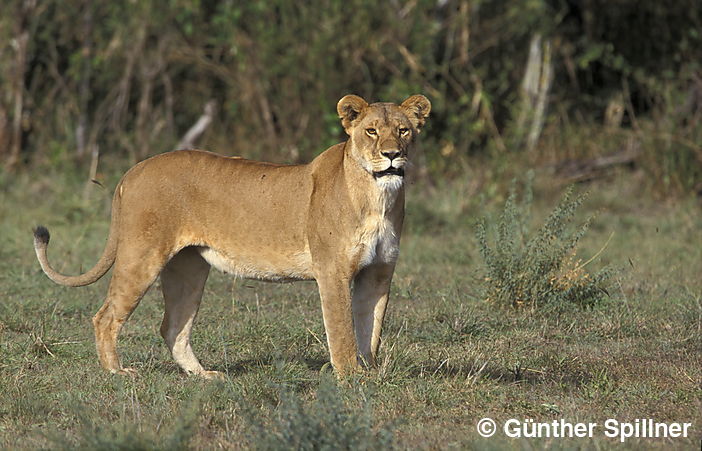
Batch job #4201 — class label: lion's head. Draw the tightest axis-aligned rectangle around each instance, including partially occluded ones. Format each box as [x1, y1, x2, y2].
[337, 94, 431, 187]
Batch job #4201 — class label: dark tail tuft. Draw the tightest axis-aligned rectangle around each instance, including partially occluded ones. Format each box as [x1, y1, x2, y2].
[33, 225, 50, 245]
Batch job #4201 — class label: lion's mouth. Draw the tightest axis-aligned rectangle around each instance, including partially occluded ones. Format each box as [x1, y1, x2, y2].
[373, 167, 404, 178]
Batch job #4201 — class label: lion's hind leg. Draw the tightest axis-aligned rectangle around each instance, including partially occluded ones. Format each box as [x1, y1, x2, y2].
[92, 249, 166, 376]
[159, 247, 220, 379]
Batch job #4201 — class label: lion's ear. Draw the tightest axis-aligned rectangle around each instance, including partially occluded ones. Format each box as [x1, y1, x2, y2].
[400, 94, 431, 132]
[337, 94, 369, 134]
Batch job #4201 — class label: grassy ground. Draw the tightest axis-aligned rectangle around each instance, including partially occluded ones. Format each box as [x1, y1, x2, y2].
[0, 165, 700, 449]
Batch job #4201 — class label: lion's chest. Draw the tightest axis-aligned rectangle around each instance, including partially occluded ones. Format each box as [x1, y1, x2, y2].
[353, 215, 400, 269]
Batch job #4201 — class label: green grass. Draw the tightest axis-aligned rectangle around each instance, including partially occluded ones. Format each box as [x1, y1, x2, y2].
[0, 167, 700, 449]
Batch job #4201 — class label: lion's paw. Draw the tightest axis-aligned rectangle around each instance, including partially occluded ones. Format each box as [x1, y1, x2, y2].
[199, 370, 225, 380]
[112, 367, 138, 377]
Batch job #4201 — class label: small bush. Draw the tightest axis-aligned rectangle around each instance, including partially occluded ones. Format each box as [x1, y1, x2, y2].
[247, 379, 396, 451]
[476, 175, 613, 310]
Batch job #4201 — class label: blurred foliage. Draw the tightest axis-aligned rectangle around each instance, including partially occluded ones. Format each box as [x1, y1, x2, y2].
[0, 0, 699, 194]
[46, 394, 198, 451]
[244, 378, 396, 450]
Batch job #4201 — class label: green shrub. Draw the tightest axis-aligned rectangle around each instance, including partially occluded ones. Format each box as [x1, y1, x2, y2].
[247, 379, 396, 451]
[475, 175, 613, 310]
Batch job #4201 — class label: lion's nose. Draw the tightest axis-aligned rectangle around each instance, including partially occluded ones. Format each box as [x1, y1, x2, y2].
[381, 150, 401, 160]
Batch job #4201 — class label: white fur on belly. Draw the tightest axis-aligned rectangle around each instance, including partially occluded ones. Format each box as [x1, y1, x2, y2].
[198, 247, 313, 282]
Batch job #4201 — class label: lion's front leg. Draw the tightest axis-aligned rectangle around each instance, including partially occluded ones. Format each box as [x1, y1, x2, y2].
[316, 274, 359, 376]
[352, 264, 394, 366]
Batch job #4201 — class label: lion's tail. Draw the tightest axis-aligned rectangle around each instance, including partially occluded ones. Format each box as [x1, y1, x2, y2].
[33, 185, 121, 287]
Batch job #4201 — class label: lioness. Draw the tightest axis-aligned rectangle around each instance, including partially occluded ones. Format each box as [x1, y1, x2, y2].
[34, 94, 430, 378]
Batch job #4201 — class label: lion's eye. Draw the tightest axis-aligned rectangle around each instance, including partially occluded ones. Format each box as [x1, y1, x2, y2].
[399, 128, 410, 136]
[365, 128, 377, 137]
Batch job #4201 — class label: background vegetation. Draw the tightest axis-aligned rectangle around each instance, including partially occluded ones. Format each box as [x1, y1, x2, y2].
[1, 0, 700, 195]
[0, 0, 700, 449]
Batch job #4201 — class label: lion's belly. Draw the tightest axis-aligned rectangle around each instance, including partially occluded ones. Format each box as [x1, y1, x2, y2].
[198, 247, 314, 282]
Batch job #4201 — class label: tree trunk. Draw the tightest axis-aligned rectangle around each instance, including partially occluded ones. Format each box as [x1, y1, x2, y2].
[177, 100, 216, 150]
[76, 0, 94, 161]
[0, 106, 9, 159]
[7, 18, 29, 168]
[514, 34, 553, 153]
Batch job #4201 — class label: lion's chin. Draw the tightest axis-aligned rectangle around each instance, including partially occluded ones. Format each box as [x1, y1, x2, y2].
[374, 173, 404, 192]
